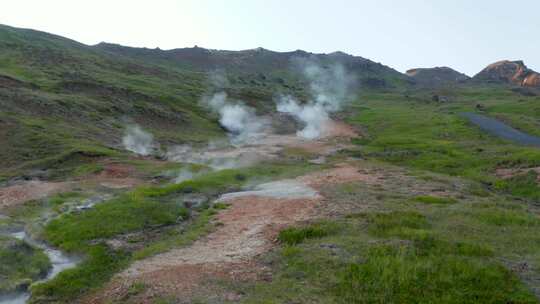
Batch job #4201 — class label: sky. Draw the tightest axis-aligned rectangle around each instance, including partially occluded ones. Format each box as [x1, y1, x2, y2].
[1, 0, 538, 76]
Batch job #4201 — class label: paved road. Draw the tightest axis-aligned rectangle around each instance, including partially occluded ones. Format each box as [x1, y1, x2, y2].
[462, 112, 540, 147]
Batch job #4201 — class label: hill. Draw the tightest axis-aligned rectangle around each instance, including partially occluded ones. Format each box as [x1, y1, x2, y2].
[473, 60, 540, 88]
[406, 66, 470, 87]
[94, 44, 409, 89]
[0, 24, 415, 181]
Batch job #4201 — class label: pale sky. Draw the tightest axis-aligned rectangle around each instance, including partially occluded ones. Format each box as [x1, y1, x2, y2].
[1, 0, 538, 76]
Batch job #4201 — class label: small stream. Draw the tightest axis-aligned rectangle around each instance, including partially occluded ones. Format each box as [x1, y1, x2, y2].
[0, 231, 79, 304]
[462, 112, 540, 147]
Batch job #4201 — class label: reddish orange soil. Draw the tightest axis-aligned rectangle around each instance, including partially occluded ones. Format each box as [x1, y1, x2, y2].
[84, 162, 144, 189]
[0, 181, 70, 211]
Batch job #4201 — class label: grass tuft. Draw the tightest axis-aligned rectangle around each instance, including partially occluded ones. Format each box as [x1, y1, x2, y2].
[414, 195, 458, 205]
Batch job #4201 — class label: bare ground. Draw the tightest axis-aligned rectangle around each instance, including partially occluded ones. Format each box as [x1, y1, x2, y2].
[496, 167, 540, 184]
[0, 181, 70, 212]
[0, 162, 145, 213]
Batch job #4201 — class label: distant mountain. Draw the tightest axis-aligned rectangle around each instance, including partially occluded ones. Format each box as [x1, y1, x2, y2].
[473, 60, 540, 88]
[406, 67, 470, 87]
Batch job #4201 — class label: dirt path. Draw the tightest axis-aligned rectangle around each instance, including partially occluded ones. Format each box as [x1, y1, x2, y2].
[89, 162, 382, 303]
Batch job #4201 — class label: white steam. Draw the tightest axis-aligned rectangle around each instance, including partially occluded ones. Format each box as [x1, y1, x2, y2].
[122, 125, 155, 156]
[166, 144, 259, 171]
[201, 72, 269, 144]
[276, 59, 355, 139]
[277, 96, 329, 139]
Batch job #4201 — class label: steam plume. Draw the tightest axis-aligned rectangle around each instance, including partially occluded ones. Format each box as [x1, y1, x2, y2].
[201, 72, 269, 144]
[122, 125, 155, 156]
[277, 58, 355, 139]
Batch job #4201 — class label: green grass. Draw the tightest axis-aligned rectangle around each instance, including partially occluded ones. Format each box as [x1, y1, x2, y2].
[347, 90, 540, 201]
[278, 222, 338, 246]
[42, 162, 318, 252]
[30, 245, 129, 303]
[31, 161, 320, 302]
[494, 171, 540, 201]
[48, 191, 83, 206]
[0, 236, 51, 293]
[132, 207, 217, 260]
[237, 180, 540, 304]
[44, 194, 189, 251]
[414, 195, 458, 205]
[337, 245, 531, 304]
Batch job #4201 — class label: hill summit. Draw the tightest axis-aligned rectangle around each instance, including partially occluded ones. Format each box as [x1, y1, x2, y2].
[406, 66, 470, 87]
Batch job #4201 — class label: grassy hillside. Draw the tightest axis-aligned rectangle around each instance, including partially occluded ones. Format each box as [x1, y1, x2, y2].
[0, 24, 414, 182]
[0, 24, 218, 181]
[349, 85, 540, 199]
[2, 24, 540, 304]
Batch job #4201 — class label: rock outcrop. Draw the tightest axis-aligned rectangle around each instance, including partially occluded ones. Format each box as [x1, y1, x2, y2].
[473, 60, 540, 88]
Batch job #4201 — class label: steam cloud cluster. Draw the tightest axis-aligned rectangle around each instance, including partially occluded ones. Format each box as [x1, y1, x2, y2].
[277, 58, 355, 139]
[122, 125, 155, 156]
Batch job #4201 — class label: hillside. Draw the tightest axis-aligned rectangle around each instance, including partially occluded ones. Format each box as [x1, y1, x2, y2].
[0, 24, 413, 181]
[1, 24, 540, 304]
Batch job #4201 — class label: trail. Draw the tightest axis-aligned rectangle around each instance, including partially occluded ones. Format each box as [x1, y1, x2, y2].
[95, 165, 378, 303]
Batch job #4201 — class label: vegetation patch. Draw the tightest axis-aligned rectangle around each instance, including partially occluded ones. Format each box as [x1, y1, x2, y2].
[0, 236, 50, 293]
[278, 222, 338, 246]
[32, 162, 318, 302]
[414, 195, 458, 205]
[474, 208, 540, 227]
[30, 244, 129, 303]
[365, 211, 429, 238]
[239, 210, 533, 304]
[494, 171, 540, 201]
[336, 244, 533, 304]
[348, 92, 540, 201]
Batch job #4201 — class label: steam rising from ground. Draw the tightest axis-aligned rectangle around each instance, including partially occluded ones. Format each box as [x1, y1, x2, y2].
[165, 71, 273, 181]
[277, 58, 356, 139]
[122, 125, 155, 156]
[126, 64, 355, 183]
[201, 92, 268, 144]
[277, 96, 329, 139]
